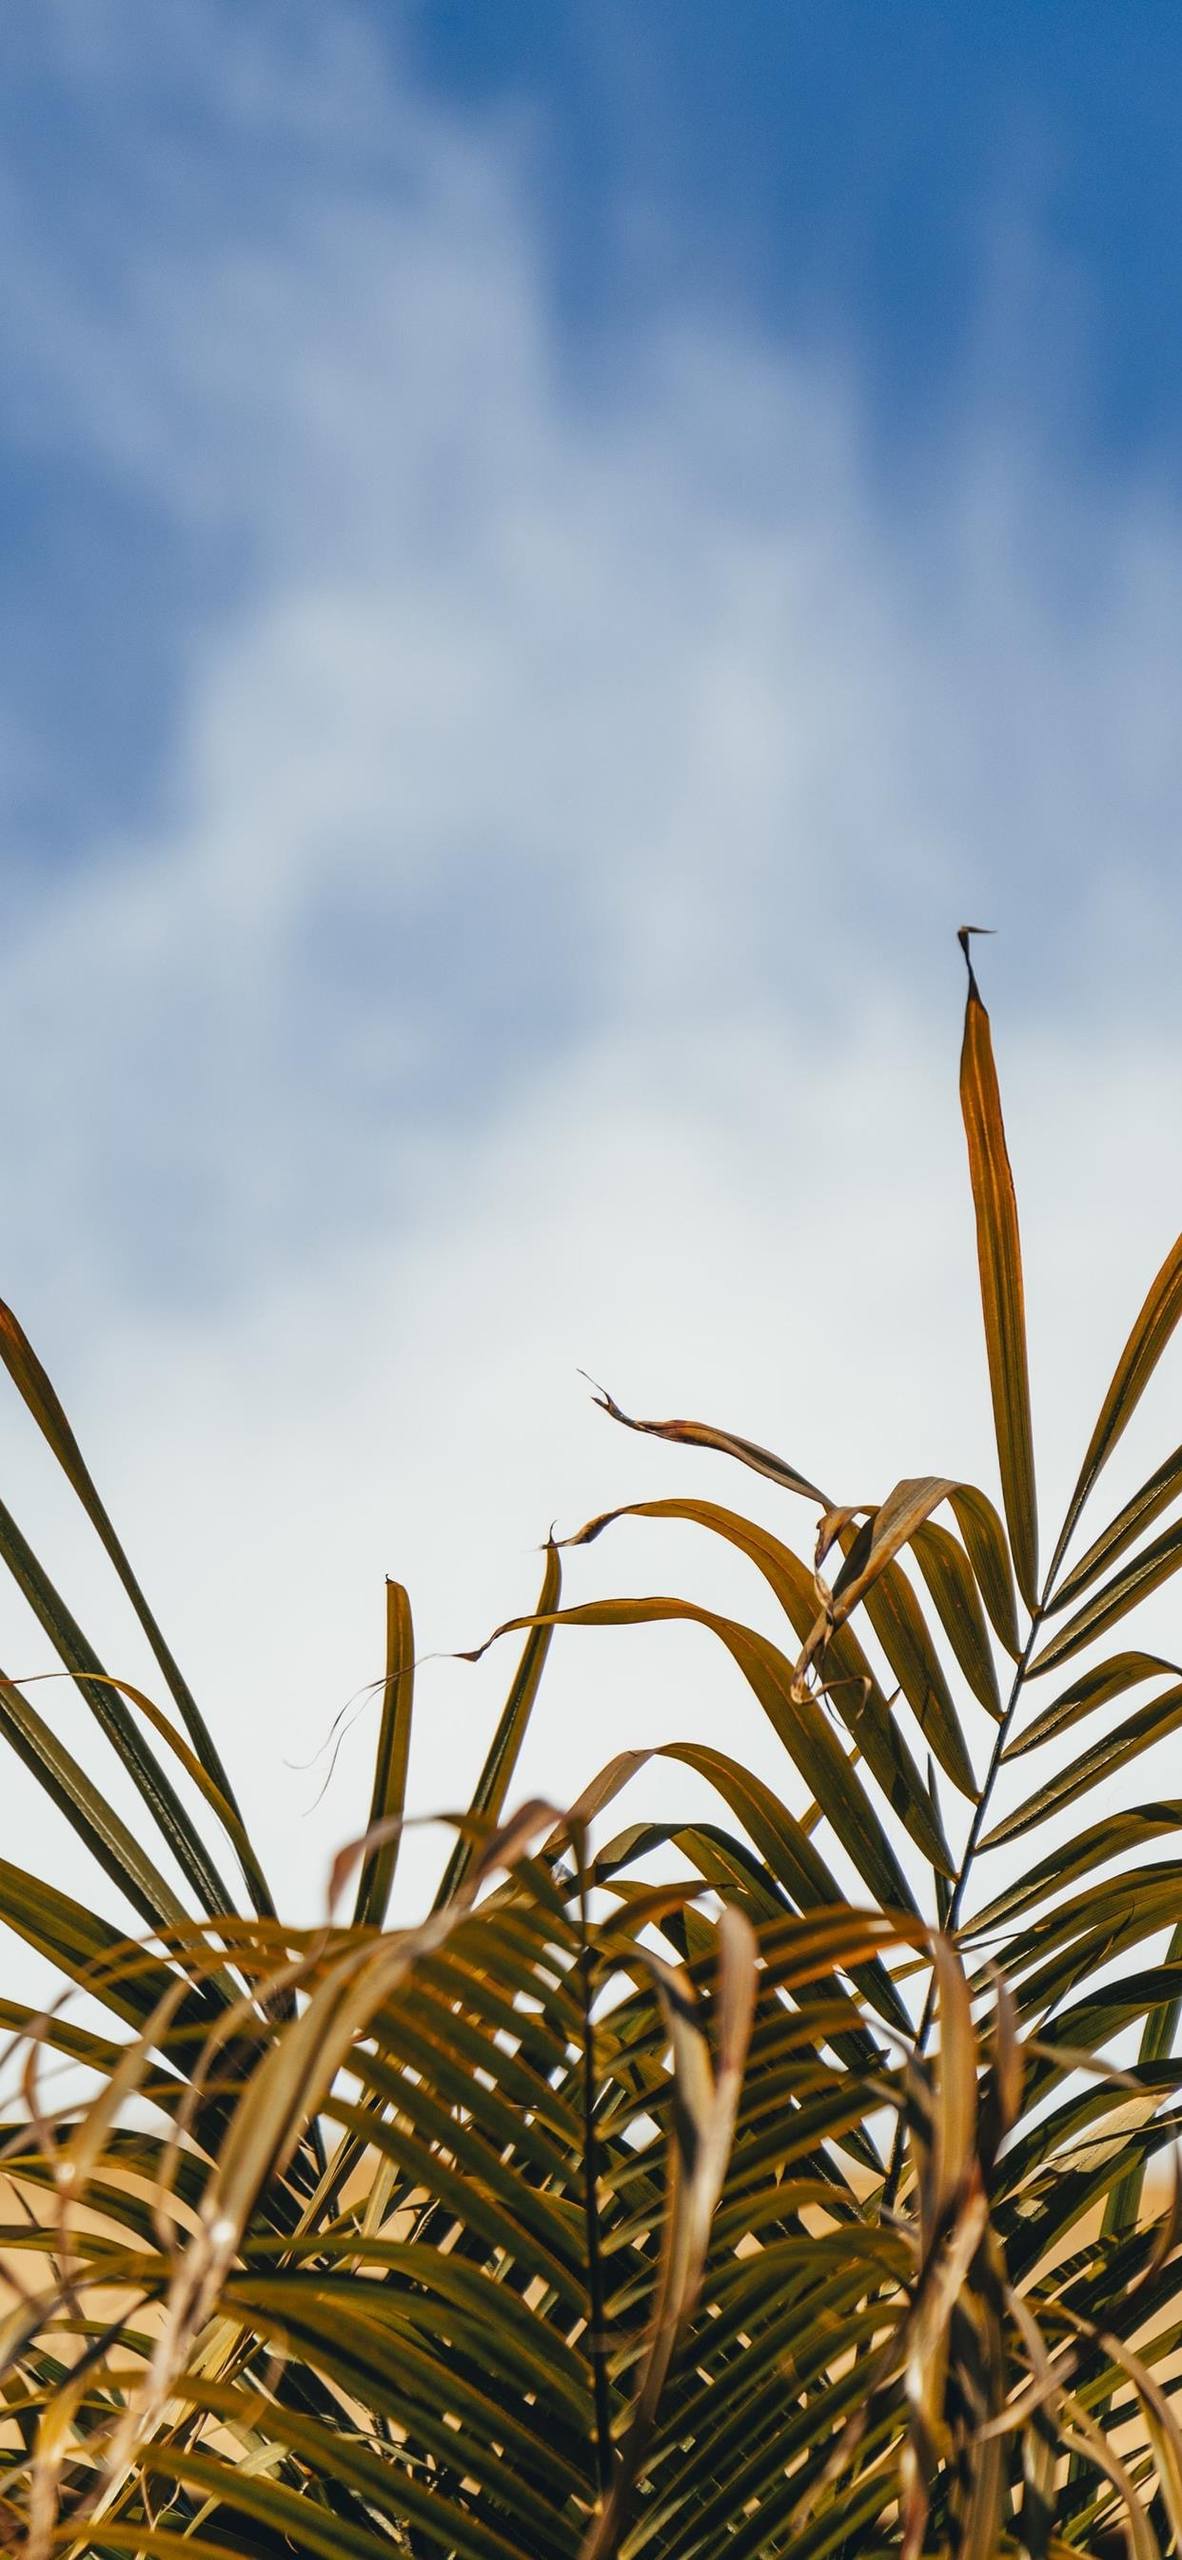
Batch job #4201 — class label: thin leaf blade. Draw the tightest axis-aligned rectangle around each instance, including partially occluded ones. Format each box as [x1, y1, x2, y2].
[352, 1581, 415, 1931]
[958, 934, 1039, 1613]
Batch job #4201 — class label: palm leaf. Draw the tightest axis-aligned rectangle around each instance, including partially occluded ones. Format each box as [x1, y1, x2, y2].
[6, 937, 1182, 2555]
[1057, 1233, 1182, 1565]
[957, 930, 1039, 1613]
[0, 1300, 275, 1919]
[350, 1579, 414, 1930]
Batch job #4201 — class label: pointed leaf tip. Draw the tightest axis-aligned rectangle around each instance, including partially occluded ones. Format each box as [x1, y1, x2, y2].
[957, 922, 996, 999]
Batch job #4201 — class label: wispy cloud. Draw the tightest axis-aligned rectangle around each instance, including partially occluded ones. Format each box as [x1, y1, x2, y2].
[1, 3, 1181, 1944]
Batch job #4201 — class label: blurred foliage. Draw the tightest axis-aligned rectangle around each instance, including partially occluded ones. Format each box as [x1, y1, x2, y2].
[1, 944, 1182, 2555]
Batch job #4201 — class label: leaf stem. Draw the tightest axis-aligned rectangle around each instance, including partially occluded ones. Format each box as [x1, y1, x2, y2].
[576, 1840, 614, 2499]
[882, 1579, 1054, 2210]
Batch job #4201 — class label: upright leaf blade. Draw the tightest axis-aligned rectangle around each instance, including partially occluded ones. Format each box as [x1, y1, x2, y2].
[352, 1581, 415, 1932]
[1050, 1441, 1182, 1615]
[0, 1669, 189, 1937]
[0, 1493, 236, 1921]
[1028, 1518, 1182, 1677]
[958, 935, 1039, 1614]
[435, 1544, 561, 1911]
[1059, 1232, 1182, 1566]
[0, 1300, 275, 1919]
[979, 1677, 1182, 1848]
[1004, 1650, 1180, 1759]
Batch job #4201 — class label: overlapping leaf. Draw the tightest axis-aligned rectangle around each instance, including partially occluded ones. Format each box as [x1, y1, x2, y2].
[1, 941, 1181, 2557]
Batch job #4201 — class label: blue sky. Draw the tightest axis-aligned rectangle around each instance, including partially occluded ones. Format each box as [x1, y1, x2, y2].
[3, 1, 1182, 1934]
[10, 3, 1182, 900]
[412, 0, 1182, 470]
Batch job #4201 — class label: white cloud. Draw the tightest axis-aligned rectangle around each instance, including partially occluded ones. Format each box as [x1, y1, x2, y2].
[1, 1, 1182, 1974]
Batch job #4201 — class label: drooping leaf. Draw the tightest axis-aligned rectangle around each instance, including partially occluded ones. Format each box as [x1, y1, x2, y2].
[589, 1379, 831, 1507]
[948, 1483, 1022, 1656]
[578, 1907, 757, 2560]
[839, 1542, 978, 1802]
[911, 1519, 1003, 1717]
[564, 1498, 957, 1870]
[569, 1736, 909, 2043]
[12, 929, 1182, 2559]
[463, 1594, 922, 1916]
[829, 1477, 958, 1617]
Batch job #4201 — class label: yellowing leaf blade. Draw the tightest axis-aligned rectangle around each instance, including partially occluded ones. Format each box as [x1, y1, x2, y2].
[1061, 1231, 1182, 1559]
[958, 939, 1039, 1614]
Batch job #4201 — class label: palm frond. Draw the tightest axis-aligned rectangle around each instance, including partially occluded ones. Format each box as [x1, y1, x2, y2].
[0, 944, 1180, 2554]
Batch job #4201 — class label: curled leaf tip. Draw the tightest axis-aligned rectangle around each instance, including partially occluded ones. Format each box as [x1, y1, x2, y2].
[578, 1369, 641, 1432]
[957, 923, 996, 996]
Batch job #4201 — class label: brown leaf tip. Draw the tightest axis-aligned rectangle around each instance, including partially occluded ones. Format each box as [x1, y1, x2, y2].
[957, 923, 996, 999]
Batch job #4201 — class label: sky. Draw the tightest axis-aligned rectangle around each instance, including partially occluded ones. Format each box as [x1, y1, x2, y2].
[3, 0, 1182, 1963]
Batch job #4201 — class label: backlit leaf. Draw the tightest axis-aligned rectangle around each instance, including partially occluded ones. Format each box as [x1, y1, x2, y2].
[1058, 1230, 1182, 1563]
[957, 933, 1039, 1613]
